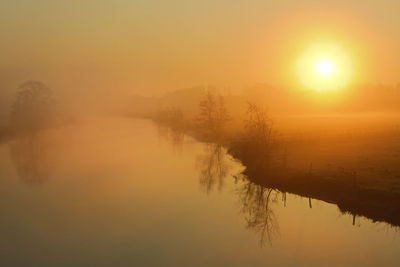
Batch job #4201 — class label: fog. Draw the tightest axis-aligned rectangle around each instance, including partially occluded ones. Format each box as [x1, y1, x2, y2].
[1, 1, 400, 266]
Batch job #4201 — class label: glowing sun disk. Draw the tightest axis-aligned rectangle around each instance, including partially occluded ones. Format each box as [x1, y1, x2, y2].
[317, 60, 333, 76]
[295, 41, 353, 93]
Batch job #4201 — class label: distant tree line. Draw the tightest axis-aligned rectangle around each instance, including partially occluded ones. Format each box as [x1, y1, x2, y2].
[152, 86, 277, 168]
[155, 106, 184, 130]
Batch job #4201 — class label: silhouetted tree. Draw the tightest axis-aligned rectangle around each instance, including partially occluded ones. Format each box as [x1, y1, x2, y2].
[9, 81, 56, 134]
[244, 102, 273, 152]
[242, 102, 273, 160]
[196, 90, 230, 138]
[228, 102, 275, 170]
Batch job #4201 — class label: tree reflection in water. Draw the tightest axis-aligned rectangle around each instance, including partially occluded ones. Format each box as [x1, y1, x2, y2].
[235, 176, 280, 246]
[157, 125, 185, 152]
[9, 134, 52, 186]
[196, 142, 280, 246]
[196, 144, 230, 194]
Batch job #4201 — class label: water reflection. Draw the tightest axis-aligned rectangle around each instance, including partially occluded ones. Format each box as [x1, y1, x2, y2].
[195, 141, 400, 247]
[9, 134, 53, 185]
[157, 125, 185, 152]
[195, 143, 280, 246]
[196, 144, 230, 194]
[1, 118, 400, 265]
[235, 175, 280, 246]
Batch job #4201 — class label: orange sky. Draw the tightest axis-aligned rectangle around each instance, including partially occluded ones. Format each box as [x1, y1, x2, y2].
[1, 0, 399, 96]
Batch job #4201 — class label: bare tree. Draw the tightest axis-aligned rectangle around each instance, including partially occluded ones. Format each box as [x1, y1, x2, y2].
[244, 102, 274, 157]
[196, 89, 230, 139]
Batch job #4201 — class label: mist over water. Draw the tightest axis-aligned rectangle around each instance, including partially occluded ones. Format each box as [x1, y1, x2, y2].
[0, 117, 399, 266]
[1, 1, 400, 266]
[0, 79, 400, 266]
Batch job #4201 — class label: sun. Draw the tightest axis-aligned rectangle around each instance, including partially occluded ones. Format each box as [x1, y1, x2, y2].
[295, 41, 353, 93]
[317, 60, 333, 76]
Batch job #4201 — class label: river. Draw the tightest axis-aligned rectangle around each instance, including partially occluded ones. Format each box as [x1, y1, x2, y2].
[0, 117, 399, 266]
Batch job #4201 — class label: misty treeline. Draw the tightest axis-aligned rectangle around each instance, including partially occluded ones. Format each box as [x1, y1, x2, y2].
[154, 90, 231, 139]
[155, 107, 184, 130]
[135, 82, 400, 122]
[154, 88, 277, 164]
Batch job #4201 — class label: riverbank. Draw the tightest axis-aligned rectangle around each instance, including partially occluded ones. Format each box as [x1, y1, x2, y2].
[149, 114, 400, 227]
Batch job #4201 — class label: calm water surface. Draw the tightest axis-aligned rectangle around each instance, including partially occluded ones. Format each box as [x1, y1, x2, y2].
[0, 117, 399, 266]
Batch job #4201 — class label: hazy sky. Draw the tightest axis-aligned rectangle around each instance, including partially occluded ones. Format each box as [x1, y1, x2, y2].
[1, 0, 399, 96]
